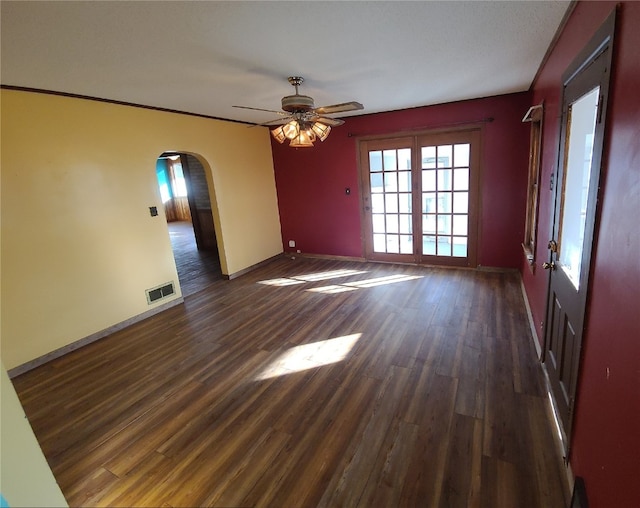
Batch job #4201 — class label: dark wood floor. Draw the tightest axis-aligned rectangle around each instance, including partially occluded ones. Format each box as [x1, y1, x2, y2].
[13, 257, 569, 507]
[168, 220, 222, 297]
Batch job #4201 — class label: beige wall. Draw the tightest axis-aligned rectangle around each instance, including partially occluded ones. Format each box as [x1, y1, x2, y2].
[1, 89, 282, 370]
[1, 363, 69, 507]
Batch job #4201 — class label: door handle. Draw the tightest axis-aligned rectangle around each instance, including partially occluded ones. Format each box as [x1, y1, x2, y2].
[542, 261, 556, 270]
[548, 240, 558, 252]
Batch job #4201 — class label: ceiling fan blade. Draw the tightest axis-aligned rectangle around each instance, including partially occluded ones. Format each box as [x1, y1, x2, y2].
[233, 105, 288, 116]
[250, 116, 294, 128]
[313, 116, 345, 127]
[314, 101, 364, 115]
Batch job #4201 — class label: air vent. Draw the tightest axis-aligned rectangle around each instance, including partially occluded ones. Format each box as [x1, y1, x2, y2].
[146, 282, 176, 304]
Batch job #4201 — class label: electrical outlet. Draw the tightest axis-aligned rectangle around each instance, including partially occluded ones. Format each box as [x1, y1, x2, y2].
[288, 240, 296, 248]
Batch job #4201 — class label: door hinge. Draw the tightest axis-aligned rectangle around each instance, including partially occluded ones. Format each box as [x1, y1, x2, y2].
[550, 173, 555, 191]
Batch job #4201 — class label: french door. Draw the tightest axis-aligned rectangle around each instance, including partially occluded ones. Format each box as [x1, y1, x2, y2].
[360, 130, 480, 267]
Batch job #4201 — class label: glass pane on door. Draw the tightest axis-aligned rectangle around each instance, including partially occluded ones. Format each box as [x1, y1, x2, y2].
[421, 142, 470, 258]
[368, 148, 413, 254]
[558, 87, 600, 289]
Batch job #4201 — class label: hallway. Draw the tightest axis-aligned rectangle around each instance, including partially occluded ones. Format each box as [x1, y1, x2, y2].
[168, 220, 222, 296]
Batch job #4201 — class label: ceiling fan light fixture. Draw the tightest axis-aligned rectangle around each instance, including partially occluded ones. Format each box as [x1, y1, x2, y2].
[246, 75, 362, 148]
[273, 119, 325, 147]
[311, 122, 331, 141]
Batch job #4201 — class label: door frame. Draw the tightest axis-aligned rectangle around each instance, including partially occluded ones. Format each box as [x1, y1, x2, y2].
[357, 126, 483, 268]
[542, 9, 616, 453]
[180, 153, 204, 249]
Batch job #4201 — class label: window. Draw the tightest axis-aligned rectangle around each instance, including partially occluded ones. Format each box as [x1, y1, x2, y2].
[171, 161, 188, 197]
[156, 155, 188, 203]
[557, 88, 599, 289]
[522, 104, 543, 269]
[156, 162, 172, 203]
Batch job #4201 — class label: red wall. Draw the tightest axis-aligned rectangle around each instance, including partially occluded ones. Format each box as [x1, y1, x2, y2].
[522, 2, 640, 506]
[272, 93, 531, 268]
[271, 3, 640, 502]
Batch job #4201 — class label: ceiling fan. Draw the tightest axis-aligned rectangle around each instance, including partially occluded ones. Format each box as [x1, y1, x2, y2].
[233, 76, 364, 147]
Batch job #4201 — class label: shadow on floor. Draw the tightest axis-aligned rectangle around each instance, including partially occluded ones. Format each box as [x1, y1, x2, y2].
[168, 220, 222, 296]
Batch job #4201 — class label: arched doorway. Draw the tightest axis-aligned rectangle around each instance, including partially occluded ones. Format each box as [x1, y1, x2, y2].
[156, 152, 222, 296]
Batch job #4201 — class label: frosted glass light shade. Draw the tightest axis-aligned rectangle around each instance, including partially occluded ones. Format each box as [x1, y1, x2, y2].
[273, 119, 332, 147]
[271, 126, 287, 143]
[290, 129, 315, 147]
[282, 120, 300, 140]
[311, 122, 331, 141]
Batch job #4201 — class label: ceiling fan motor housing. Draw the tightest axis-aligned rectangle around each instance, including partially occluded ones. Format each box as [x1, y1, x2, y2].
[281, 94, 315, 113]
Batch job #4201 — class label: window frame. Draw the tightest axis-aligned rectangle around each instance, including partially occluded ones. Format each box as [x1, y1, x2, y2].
[522, 103, 544, 271]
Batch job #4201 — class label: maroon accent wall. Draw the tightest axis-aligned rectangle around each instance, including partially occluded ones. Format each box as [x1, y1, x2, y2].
[272, 93, 531, 268]
[522, 2, 640, 506]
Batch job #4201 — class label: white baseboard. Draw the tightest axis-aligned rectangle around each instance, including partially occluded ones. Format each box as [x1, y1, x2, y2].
[519, 275, 542, 359]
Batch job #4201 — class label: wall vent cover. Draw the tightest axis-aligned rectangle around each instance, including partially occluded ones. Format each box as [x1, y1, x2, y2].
[146, 281, 176, 304]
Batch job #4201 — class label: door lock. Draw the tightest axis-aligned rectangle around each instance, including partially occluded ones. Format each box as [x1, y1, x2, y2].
[548, 240, 558, 253]
[542, 261, 556, 270]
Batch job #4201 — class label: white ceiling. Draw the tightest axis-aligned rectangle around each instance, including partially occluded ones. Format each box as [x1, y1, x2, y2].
[1, 1, 571, 125]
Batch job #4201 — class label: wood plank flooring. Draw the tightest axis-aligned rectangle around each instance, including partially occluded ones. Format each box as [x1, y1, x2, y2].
[168, 220, 222, 297]
[12, 257, 569, 507]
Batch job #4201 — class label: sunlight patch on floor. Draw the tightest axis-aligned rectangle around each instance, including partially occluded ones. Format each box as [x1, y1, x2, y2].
[547, 390, 568, 454]
[257, 277, 306, 287]
[307, 285, 359, 294]
[346, 274, 423, 288]
[254, 333, 362, 380]
[257, 269, 368, 287]
[306, 274, 424, 294]
[294, 269, 369, 282]
[258, 270, 423, 293]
